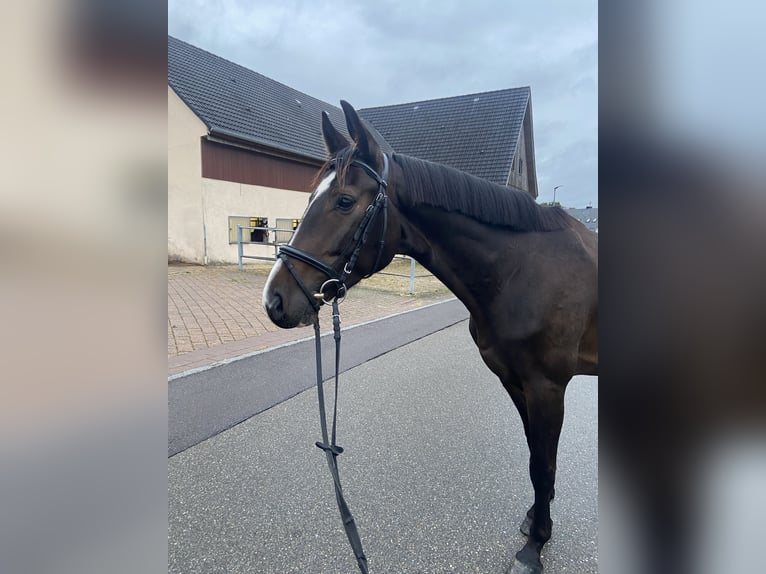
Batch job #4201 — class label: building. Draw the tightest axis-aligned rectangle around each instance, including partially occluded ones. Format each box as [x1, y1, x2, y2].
[359, 87, 538, 197]
[565, 207, 598, 232]
[169, 35, 538, 264]
[168, 35, 395, 264]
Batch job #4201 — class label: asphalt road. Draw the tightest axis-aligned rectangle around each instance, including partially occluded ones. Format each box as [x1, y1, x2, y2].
[168, 299, 469, 456]
[168, 321, 597, 573]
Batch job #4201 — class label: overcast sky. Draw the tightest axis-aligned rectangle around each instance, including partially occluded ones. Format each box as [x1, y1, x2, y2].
[169, 0, 597, 207]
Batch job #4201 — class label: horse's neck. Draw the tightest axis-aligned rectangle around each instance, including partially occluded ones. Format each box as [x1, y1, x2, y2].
[397, 206, 512, 317]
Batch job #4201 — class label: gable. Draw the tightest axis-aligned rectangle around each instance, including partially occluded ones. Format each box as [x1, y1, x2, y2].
[506, 104, 538, 198]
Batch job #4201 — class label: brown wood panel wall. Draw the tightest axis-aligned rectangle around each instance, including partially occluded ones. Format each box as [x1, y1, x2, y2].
[201, 138, 321, 192]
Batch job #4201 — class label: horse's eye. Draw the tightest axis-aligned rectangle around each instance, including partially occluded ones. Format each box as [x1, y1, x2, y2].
[335, 195, 356, 212]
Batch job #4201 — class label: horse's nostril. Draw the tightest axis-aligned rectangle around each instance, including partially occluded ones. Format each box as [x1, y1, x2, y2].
[266, 291, 284, 318]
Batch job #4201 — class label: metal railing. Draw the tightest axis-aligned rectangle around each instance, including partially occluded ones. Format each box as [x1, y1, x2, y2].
[237, 225, 431, 294]
[376, 255, 433, 294]
[237, 225, 293, 270]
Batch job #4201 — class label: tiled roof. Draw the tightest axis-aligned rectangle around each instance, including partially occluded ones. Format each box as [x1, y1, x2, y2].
[168, 35, 392, 161]
[168, 35, 530, 186]
[359, 88, 531, 186]
[565, 207, 599, 232]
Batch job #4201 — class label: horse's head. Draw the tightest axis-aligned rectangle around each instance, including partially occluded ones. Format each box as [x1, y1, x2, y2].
[263, 101, 399, 328]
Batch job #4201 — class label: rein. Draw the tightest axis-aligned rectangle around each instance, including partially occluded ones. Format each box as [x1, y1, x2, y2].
[278, 154, 390, 574]
[311, 301, 368, 573]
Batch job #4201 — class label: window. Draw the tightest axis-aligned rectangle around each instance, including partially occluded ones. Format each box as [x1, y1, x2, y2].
[518, 158, 524, 174]
[274, 218, 299, 243]
[229, 216, 269, 244]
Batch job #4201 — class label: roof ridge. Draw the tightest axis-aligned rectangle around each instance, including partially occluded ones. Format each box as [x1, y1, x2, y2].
[358, 86, 530, 112]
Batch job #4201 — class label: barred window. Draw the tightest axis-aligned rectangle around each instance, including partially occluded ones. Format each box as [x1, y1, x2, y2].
[229, 216, 269, 244]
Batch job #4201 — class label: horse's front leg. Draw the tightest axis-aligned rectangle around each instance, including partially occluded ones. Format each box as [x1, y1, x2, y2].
[508, 376, 566, 574]
[519, 489, 555, 537]
[504, 382, 555, 538]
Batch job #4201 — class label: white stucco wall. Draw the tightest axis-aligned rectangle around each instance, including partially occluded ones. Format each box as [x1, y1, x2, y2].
[201, 179, 310, 264]
[168, 87, 206, 263]
[169, 87, 316, 265]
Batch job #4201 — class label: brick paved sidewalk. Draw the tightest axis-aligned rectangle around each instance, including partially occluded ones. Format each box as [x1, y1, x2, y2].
[168, 261, 453, 376]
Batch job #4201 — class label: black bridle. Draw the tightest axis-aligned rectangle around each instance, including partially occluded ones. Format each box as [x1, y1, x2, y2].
[278, 153, 389, 311]
[276, 154, 390, 574]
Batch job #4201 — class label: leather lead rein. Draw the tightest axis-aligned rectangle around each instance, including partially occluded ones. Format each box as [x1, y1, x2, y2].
[312, 302, 368, 574]
[278, 154, 390, 573]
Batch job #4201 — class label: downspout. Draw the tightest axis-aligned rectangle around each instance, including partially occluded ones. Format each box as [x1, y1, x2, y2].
[200, 165, 208, 265]
[202, 219, 208, 265]
[201, 133, 209, 265]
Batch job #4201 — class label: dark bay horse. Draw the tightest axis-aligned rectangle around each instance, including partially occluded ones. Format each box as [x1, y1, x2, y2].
[262, 101, 598, 574]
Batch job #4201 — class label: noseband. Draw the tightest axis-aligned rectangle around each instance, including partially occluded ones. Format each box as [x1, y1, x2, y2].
[278, 153, 389, 310]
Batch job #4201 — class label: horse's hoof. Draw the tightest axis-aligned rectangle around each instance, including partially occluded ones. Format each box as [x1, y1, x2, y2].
[519, 514, 532, 537]
[506, 556, 543, 574]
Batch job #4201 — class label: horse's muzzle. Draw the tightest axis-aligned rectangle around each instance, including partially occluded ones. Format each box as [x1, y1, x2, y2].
[263, 284, 317, 329]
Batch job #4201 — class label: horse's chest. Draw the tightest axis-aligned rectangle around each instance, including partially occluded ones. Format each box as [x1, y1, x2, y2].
[478, 345, 510, 379]
[469, 317, 518, 380]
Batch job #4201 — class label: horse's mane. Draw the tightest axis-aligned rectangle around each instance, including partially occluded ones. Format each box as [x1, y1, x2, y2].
[392, 153, 572, 232]
[312, 148, 572, 232]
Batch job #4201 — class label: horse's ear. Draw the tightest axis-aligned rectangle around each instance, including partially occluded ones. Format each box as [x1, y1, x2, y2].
[321, 111, 350, 155]
[340, 100, 380, 163]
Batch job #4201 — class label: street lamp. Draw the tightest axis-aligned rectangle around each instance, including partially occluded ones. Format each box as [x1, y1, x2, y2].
[553, 185, 563, 204]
